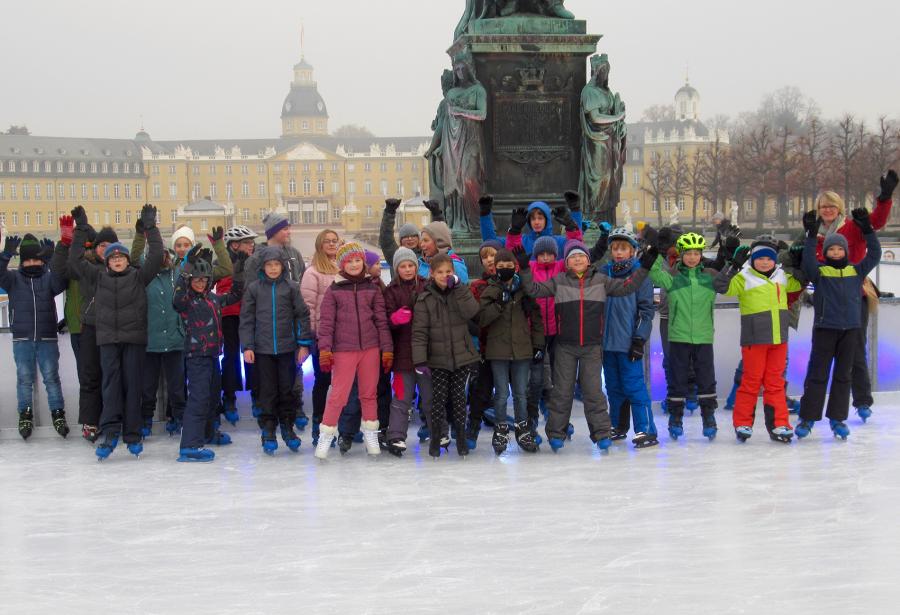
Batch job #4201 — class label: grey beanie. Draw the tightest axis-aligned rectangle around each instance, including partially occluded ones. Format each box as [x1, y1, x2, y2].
[422, 221, 452, 250]
[398, 223, 420, 240]
[393, 247, 418, 271]
[822, 233, 849, 255]
[263, 212, 290, 239]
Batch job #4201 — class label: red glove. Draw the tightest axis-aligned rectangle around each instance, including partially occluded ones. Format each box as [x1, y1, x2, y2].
[59, 215, 75, 247]
[390, 307, 412, 326]
[382, 352, 394, 374]
[319, 350, 333, 373]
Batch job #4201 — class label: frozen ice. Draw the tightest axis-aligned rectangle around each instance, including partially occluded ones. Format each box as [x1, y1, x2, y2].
[1, 390, 899, 615]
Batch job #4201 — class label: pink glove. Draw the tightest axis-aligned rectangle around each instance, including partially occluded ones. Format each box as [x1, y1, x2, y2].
[390, 307, 413, 326]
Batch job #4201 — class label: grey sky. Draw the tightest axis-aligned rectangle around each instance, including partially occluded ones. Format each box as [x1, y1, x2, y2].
[2, 0, 897, 140]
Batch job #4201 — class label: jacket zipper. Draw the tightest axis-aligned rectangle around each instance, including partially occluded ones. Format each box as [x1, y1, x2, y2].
[579, 277, 584, 346]
[355, 283, 363, 350]
[31, 277, 37, 341]
[271, 282, 278, 354]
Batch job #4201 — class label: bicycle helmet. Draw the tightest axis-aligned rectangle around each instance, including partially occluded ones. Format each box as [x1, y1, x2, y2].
[224, 225, 258, 242]
[188, 259, 213, 279]
[675, 232, 706, 252]
[608, 227, 638, 248]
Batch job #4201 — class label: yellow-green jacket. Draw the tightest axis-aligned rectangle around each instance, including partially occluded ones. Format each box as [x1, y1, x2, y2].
[714, 264, 802, 346]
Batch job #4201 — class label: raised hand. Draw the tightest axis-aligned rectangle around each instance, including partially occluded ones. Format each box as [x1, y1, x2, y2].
[423, 199, 443, 220]
[851, 207, 873, 234]
[512, 245, 530, 271]
[564, 190, 580, 212]
[384, 198, 401, 214]
[479, 195, 494, 217]
[3, 235, 21, 257]
[639, 245, 660, 270]
[208, 226, 224, 243]
[802, 210, 819, 237]
[71, 206, 88, 227]
[140, 204, 157, 231]
[509, 207, 527, 234]
[732, 245, 750, 268]
[59, 215, 75, 247]
[878, 169, 898, 202]
[552, 207, 578, 232]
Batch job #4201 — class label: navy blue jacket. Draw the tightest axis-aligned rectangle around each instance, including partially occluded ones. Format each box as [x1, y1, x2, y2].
[0, 249, 68, 341]
[603, 258, 654, 353]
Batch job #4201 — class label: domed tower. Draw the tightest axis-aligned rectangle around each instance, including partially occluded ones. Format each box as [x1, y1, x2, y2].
[675, 79, 700, 121]
[280, 54, 329, 137]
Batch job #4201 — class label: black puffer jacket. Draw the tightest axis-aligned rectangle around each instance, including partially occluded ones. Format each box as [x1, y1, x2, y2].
[69, 226, 164, 345]
[411, 281, 480, 371]
[0, 246, 68, 341]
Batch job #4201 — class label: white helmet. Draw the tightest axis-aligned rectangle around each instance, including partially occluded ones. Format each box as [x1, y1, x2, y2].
[609, 227, 638, 248]
[224, 226, 258, 242]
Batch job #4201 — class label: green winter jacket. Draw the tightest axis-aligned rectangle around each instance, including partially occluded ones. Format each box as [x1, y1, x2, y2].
[64, 279, 83, 335]
[649, 256, 718, 344]
[714, 264, 802, 346]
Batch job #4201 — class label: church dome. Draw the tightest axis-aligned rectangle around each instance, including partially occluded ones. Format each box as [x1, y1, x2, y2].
[281, 85, 328, 119]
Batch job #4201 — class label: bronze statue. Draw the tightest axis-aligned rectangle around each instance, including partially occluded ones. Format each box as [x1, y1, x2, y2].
[454, 0, 573, 39]
[579, 54, 626, 221]
[438, 51, 486, 233]
[424, 70, 455, 213]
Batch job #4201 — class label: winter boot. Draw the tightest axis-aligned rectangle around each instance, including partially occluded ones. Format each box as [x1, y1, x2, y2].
[17, 407, 34, 440]
[667, 401, 685, 440]
[51, 409, 70, 438]
[95, 432, 120, 461]
[829, 419, 850, 440]
[514, 421, 538, 453]
[362, 420, 381, 456]
[315, 424, 338, 460]
[795, 419, 815, 439]
[632, 432, 659, 449]
[735, 426, 753, 442]
[491, 423, 510, 456]
[856, 406, 872, 423]
[701, 408, 717, 440]
[82, 424, 99, 443]
[127, 442, 143, 457]
[223, 398, 240, 426]
[338, 433, 354, 455]
[178, 447, 215, 462]
[261, 425, 278, 455]
[280, 425, 301, 452]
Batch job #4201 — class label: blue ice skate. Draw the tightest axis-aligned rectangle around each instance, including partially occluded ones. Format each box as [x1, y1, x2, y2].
[795, 419, 815, 439]
[566, 423, 575, 440]
[178, 447, 215, 462]
[417, 424, 430, 443]
[829, 419, 850, 440]
[208, 431, 232, 446]
[596, 437, 612, 451]
[165, 418, 181, 436]
[294, 414, 309, 431]
[281, 426, 302, 452]
[667, 416, 683, 440]
[548, 437, 565, 452]
[856, 406, 872, 423]
[127, 442, 143, 457]
[141, 418, 153, 438]
[223, 398, 240, 426]
[261, 430, 278, 455]
[787, 398, 801, 414]
[95, 434, 119, 461]
[734, 425, 752, 442]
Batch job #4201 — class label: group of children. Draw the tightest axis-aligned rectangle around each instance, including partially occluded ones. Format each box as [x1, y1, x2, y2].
[3, 169, 896, 461]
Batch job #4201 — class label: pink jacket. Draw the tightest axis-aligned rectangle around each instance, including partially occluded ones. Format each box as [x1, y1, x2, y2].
[300, 263, 336, 333]
[317, 274, 393, 354]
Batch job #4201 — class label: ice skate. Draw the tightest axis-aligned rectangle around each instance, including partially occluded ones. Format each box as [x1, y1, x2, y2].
[51, 409, 70, 438]
[829, 419, 850, 440]
[795, 419, 815, 439]
[701, 411, 717, 440]
[223, 398, 240, 426]
[17, 407, 34, 440]
[735, 426, 752, 442]
[548, 437, 565, 452]
[610, 427, 628, 441]
[95, 432, 119, 461]
[768, 426, 794, 443]
[280, 425, 301, 452]
[207, 431, 232, 446]
[566, 423, 575, 440]
[314, 425, 337, 460]
[787, 397, 801, 414]
[386, 439, 406, 458]
[491, 423, 509, 456]
[338, 433, 354, 455]
[514, 421, 538, 453]
[465, 420, 480, 451]
[724, 382, 738, 411]
[140, 417, 153, 438]
[81, 424, 99, 443]
[856, 406, 872, 423]
[417, 424, 430, 443]
[596, 437, 612, 451]
[632, 432, 659, 449]
[261, 426, 278, 455]
[165, 417, 182, 436]
[667, 416, 683, 440]
[127, 442, 143, 458]
[178, 447, 215, 462]
[362, 421, 381, 456]
[294, 412, 309, 432]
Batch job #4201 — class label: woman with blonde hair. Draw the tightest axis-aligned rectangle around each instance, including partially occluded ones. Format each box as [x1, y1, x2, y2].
[300, 229, 342, 442]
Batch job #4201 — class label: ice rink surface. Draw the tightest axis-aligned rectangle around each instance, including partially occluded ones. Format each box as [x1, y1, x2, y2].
[1, 393, 899, 615]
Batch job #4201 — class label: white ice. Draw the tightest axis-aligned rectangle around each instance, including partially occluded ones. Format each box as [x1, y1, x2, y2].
[1, 391, 899, 615]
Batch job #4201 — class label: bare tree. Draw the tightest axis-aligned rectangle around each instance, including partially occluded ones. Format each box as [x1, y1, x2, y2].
[688, 148, 707, 225]
[796, 115, 831, 209]
[772, 124, 800, 225]
[743, 124, 776, 229]
[668, 147, 690, 223]
[332, 124, 375, 138]
[641, 105, 675, 122]
[834, 114, 864, 204]
[700, 133, 728, 215]
[643, 151, 670, 227]
[4, 125, 30, 135]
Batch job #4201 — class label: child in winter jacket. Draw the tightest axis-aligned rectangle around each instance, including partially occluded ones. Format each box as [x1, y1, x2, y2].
[479, 192, 584, 256]
[601, 228, 657, 449]
[648, 232, 720, 441]
[173, 247, 245, 462]
[69, 204, 164, 460]
[412, 253, 481, 458]
[0, 233, 69, 440]
[240, 246, 313, 455]
[714, 238, 803, 443]
[795, 208, 881, 441]
[383, 247, 430, 456]
[313, 243, 393, 459]
[517, 240, 655, 452]
[478, 249, 544, 455]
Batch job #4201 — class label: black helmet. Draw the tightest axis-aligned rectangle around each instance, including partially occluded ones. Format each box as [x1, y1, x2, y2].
[188, 259, 213, 279]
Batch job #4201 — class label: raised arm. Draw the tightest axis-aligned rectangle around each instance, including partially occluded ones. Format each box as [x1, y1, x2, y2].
[379, 199, 401, 267]
[208, 227, 233, 281]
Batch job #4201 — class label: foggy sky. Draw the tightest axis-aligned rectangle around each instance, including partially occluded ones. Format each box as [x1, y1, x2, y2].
[2, 0, 897, 140]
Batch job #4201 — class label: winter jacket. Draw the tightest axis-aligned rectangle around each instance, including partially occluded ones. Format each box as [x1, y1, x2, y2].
[521, 263, 648, 347]
[505, 232, 574, 337]
[0, 245, 68, 341]
[239, 248, 313, 356]
[603, 258, 654, 353]
[649, 257, 718, 345]
[412, 281, 481, 370]
[244, 242, 306, 286]
[132, 231, 233, 282]
[174, 269, 243, 358]
[63, 279, 83, 335]
[69, 225, 164, 345]
[478, 276, 544, 361]
[64, 228, 106, 327]
[300, 262, 337, 334]
[714, 263, 802, 346]
[814, 198, 892, 265]
[383, 275, 427, 371]
[316, 274, 392, 355]
[215, 247, 247, 318]
[146, 267, 185, 353]
[379, 208, 422, 272]
[480, 201, 584, 255]
[417, 249, 469, 283]
[803, 231, 881, 330]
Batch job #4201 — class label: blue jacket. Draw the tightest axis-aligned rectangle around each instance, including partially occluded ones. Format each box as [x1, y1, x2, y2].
[0, 251, 67, 341]
[603, 258, 654, 353]
[803, 232, 880, 330]
[480, 201, 583, 256]
[417, 249, 470, 284]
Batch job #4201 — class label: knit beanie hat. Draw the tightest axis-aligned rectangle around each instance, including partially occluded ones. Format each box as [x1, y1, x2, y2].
[19, 234, 41, 261]
[393, 247, 418, 272]
[263, 212, 290, 239]
[822, 233, 849, 255]
[398, 223, 420, 240]
[422, 221, 452, 250]
[336, 242, 365, 271]
[95, 226, 119, 246]
[479, 239, 503, 255]
[532, 236, 559, 258]
[364, 250, 381, 268]
[750, 243, 777, 263]
[170, 226, 195, 249]
[104, 242, 130, 261]
[564, 239, 589, 263]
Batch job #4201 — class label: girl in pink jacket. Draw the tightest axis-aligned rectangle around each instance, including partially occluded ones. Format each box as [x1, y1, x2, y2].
[314, 243, 393, 459]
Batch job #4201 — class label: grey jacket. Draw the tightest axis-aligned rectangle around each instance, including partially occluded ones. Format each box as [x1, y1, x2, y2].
[244, 242, 305, 286]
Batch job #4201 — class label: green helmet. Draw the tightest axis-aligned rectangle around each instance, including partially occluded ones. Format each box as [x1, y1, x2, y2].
[676, 232, 706, 252]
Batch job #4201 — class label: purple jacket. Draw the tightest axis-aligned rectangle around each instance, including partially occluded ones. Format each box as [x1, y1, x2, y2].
[317, 274, 393, 354]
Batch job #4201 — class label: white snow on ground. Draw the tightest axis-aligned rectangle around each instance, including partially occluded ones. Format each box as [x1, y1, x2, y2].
[1, 392, 899, 615]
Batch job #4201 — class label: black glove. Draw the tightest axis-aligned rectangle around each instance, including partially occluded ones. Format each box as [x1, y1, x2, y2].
[723, 235, 740, 256]
[532, 348, 545, 364]
[71, 206, 88, 228]
[564, 190, 580, 212]
[186, 244, 203, 265]
[140, 204, 157, 231]
[732, 245, 750, 268]
[423, 199, 443, 221]
[552, 207, 578, 232]
[478, 195, 494, 217]
[628, 338, 645, 362]
[3, 235, 21, 256]
[509, 207, 527, 234]
[639, 245, 659, 270]
[641, 226, 658, 249]
[592, 234, 608, 260]
[38, 238, 54, 261]
[851, 207, 873, 234]
[512, 246, 530, 271]
[384, 198, 401, 214]
[802, 210, 819, 238]
[878, 169, 898, 202]
[209, 226, 224, 243]
[198, 248, 214, 264]
[789, 242, 804, 268]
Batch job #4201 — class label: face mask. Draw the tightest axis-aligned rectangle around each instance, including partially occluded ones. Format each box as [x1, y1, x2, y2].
[22, 265, 44, 277]
[826, 256, 848, 269]
[496, 268, 515, 282]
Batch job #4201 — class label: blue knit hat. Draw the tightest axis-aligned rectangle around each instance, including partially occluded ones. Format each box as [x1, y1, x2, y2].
[479, 239, 503, 255]
[532, 236, 558, 259]
[103, 242, 130, 261]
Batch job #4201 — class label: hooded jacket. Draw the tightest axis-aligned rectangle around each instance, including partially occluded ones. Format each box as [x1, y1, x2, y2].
[480, 201, 584, 256]
[478, 276, 544, 361]
[239, 246, 313, 355]
[0, 243, 68, 341]
[412, 281, 481, 370]
[383, 275, 427, 371]
[316, 272, 392, 355]
[505, 231, 572, 337]
[174, 267, 243, 358]
[649, 256, 719, 345]
[603, 258, 655, 353]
